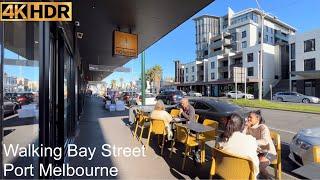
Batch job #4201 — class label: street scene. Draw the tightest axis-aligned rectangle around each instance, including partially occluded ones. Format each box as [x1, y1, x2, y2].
[1, 0, 320, 179]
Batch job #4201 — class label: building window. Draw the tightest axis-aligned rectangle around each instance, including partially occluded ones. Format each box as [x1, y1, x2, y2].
[291, 60, 296, 72]
[247, 53, 253, 62]
[192, 75, 195, 81]
[211, 73, 215, 79]
[192, 66, 195, 72]
[242, 31, 246, 38]
[242, 41, 247, 48]
[186, 76, 188, 82]
[247, 67, 254, 76]
[185, 68, 188, 73]
[304, 39, 315, 52]
[305, 80, 316, 96]
[304, 58, 315, 71]
[223, 72, 228, 79]
[211, 61, 215, 69]
[292, 80, 297, 92]
[290, 43, 296, 59]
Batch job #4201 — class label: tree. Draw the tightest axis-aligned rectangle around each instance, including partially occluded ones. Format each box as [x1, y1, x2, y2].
[111, 79, 117, 90]
[119, 77, 124, 90]
[145, 65, 163, 93]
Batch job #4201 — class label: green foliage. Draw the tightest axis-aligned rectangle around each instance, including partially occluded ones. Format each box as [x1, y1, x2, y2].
[232, 99, 320, 114]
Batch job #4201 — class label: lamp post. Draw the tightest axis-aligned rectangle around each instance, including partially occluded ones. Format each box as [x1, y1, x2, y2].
[141, 51, 146, 105]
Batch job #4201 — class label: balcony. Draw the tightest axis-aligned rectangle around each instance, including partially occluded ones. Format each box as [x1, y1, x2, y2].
[218, 66, 228, 72]
[224, 38, 232, 46]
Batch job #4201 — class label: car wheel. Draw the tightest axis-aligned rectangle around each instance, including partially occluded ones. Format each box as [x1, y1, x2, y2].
[277, 97, 283, 102]
[302, 98, 310, 103]
[242, 95, 245, 98]
[227, 95, 231, 98]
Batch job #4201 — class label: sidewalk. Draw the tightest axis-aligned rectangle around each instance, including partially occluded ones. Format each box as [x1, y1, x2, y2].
[70, 97, 299, 179]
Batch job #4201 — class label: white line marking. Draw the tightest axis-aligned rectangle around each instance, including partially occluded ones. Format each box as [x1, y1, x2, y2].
[4, 114, 18, 121]
[269, 127, 296, 135]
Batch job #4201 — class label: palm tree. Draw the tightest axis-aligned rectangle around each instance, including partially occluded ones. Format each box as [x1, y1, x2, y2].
[145, 65, 163, 93]
[119, 77, 124, 90]
[111, 79, 117, 90]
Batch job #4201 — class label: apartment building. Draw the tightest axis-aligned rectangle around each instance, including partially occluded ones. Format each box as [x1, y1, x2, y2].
[289, 29, 320, 98]
[176, 7, 296, 97]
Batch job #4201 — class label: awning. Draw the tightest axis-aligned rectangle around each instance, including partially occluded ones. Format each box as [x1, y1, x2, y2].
[291, 70, 320, 79]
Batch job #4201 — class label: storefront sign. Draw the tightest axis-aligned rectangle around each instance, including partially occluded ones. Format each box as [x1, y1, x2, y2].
[0, 2, 72, 21]
[113, 31, 138, 57]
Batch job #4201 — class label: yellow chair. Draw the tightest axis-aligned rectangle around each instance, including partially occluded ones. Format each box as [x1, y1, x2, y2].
[169, 124, 201, 170]
[194, 114, 200, 122]
[198, 119, 219, 163]
[270, 131, 282, 180]
[209, 148, 256, 180]
[313, 146, 320, 163]
[170, 109, 180, 118]
[133, 113, 149, 142]
[146, 119, 167, 155]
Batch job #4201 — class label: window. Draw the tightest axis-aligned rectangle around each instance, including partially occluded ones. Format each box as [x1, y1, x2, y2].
[291, 60, 296, 72]
[247, 53, 253, 62]
[195, 102, 210, 110]
[192, 75, 195, 81]
[192, 66, 195, 72]
[305, 80, 316, 96]
[270, 37, 273, 44]
[186, 76, 188, 82]
[222, 61, 228, 67]
[211, 73, 215, 79]
[211, 61, 215, 69]
[304, 39, 315, 52]
[292, 80, 297, 92]
[304, 58, 315, 71]
[264, 35, 268, 43]
[290, 43, 296, 59]
[242, 41, 247, 48]
[231, 32, 237, 41]
[242, 31, 246, 38]
[223, 72, 228, 78]
[185, 68, 188, 73]
[247, 67, 254, 76]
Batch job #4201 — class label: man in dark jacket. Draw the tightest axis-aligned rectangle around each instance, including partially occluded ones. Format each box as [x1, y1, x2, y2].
[179, 98, 196, 121]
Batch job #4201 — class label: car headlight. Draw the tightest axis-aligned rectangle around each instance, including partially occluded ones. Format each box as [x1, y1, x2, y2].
[296, 139, 312, 150]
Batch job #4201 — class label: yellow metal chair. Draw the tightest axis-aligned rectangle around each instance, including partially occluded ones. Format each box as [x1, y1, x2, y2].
[198, 119, 219, 163]
[209, 148, 256, 180]
[270, 131, 282, 180]
[133, 113, 149, 142]
[146, 119, 167, 155]
[169, 124, 200, 170]
[194, 114, 200, 122]
[170, 109, 180, 118]
[313, 146, 320, 163]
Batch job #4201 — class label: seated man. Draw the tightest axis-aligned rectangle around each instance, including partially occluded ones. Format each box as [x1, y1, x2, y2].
[179, 98, 196, 121]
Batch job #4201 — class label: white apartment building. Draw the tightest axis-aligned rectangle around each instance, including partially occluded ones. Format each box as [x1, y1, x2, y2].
[289, 29, 320, 98]
[176, 8, 296, 97]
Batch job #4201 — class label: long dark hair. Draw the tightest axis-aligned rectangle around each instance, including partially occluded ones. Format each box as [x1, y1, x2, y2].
[221, 114, 244, 142]
[249, 110, 265, 124]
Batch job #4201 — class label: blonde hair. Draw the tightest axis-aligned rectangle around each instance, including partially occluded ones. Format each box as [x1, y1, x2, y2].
[154, 100, 165, 110]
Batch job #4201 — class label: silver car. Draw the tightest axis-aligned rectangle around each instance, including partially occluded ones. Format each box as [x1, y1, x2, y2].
[289, 127, 320, 166]
[273, 92, 319, 103]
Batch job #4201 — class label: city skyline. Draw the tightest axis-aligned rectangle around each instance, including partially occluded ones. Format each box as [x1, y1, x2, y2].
[103, 0, 320, 84]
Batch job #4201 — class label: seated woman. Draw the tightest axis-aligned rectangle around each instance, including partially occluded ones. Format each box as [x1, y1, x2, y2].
[150, 100, 173, 140]
[217, 114, 259, 177]
[243, 110, 277, 179]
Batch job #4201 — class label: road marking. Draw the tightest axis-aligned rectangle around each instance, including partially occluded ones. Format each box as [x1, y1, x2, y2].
[269, 127, 296, 135]
[4, 114, 18, 121]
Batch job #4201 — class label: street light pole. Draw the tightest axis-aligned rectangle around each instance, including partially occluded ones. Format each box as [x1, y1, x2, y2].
[141, 51, 146, 105]
[255, 0, 264, 101]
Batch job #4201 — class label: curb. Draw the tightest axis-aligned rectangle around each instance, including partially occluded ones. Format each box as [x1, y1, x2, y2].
[240, 106, 320, 115]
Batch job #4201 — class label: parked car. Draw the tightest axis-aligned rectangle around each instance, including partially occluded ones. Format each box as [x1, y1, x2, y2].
[156, 90, 184, 105]
[226, 91, 254, 99]
[170, 98, 250, 130]
[289, 127, 320, 166]
[4, 97, 17, 117]
[188, 91, 202, 97]
[136, 93, 157, 105]
[273, 92, 319, 103]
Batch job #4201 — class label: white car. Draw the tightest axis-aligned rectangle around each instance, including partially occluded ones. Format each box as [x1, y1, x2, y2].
[289, 127, 320, 166]
[188, 91, 202, 97]
[136, 93, 157, 105]
[226, 91, 254, 99]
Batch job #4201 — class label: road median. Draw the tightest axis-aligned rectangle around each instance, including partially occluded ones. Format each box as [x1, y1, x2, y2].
[231, 99, 320, 114]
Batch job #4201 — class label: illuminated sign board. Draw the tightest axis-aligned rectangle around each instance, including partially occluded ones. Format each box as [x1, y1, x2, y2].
[0, 2, 72, 21]
[113, 31, 138, 57]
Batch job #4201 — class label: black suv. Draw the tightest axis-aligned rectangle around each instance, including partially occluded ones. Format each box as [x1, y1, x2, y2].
[156, 90, 184, 105]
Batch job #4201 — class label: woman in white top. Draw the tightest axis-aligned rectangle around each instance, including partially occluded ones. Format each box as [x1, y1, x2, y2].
[217, 114, 259, 177]
[150, 100, 173, 140]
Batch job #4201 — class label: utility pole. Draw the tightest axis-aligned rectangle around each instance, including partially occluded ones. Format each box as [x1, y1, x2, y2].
[255, 0, 265, 101]
[141, 51, 146, 105]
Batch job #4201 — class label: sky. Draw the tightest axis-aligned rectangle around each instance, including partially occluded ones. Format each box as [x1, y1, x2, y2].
[3, 0, 320, 83]
[103, 0, 320, 85]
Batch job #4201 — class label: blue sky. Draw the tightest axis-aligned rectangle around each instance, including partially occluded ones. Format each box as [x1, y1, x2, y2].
[103, 0, 320, 84]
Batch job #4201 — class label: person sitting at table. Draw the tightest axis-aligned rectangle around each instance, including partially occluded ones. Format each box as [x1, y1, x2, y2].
[217, 114, 259, 177]
[243, 110, 277, 179]
[150, 100, 173, 140]
[179, 98, 196, 121]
